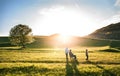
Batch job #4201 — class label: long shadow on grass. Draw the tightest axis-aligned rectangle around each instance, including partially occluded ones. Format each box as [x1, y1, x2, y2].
[0, 65, 49, 75]
[99, 48, 120, 53]
[66, 59, 81, 76]
[96, 64, 116, 76]
[86, 60, 116, 76]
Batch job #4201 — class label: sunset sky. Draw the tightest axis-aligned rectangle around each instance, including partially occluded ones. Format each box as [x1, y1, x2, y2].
[0, 0, 120, 36]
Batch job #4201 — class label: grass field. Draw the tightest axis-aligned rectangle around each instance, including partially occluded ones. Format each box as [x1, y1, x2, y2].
[0, 46, 120, 76]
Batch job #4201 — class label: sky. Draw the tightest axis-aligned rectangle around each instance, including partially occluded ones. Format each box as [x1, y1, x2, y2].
[0, 0, 120, 36]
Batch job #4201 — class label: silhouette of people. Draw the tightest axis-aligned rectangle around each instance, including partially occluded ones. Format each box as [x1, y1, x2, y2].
[85, 49, 89, 60]
[65, 48, 69, 60]
[69, 49, 76, 60]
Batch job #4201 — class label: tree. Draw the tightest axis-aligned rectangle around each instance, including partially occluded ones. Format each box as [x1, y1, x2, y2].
[9, 24, 34, 48]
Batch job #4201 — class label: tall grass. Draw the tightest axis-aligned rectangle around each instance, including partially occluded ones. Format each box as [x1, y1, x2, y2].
[0, 47, 120, 76]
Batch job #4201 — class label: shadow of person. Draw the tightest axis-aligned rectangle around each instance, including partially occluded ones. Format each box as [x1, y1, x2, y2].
[96, 64, 116, 76]
[86, 60, 116, 76]
[66, 62, 74, 76]
[71, 59, 81, 76]
[66, 57, 68, 64]
[66, 58, 80, 76]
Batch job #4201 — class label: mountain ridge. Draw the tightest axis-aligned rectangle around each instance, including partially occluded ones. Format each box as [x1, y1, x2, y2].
[88, 22, 120, 40]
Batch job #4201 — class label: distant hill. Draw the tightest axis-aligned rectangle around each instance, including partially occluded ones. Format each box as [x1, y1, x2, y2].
[88, 22, 120, 40]
[0, 37, 14, 47]
[0, 35, 110, 48]
[1, 27, 120, 48]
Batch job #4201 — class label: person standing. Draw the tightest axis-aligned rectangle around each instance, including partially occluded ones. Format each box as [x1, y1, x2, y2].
[65, 48, 69, 59]
[85, 49, 89, 60]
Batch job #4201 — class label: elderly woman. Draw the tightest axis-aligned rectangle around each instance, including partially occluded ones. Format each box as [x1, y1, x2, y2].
[69, 49, 76, 60]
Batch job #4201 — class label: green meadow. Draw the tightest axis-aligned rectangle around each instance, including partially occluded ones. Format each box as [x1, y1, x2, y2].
[0, 47, 120, 76]
[0, 37, 120, 76]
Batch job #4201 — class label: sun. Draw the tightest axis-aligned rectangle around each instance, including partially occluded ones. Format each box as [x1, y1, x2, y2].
[32, 6, 97, 36]
[57, 34, 71, 44]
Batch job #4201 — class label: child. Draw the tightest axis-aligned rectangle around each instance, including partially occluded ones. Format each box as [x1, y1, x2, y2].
[85, 49, 89, 60]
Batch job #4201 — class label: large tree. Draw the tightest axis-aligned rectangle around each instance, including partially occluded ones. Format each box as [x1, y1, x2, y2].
[9, 24, 34, 48]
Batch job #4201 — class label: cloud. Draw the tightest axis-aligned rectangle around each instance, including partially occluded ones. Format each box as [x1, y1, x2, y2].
[115, 0, 120, 6]
[110, 12, 120, 23]
[102, 12, 120, 26]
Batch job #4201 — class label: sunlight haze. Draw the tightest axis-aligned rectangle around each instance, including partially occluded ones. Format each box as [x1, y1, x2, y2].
[0, 0, 120, 36]
[33, 6, 98, 36]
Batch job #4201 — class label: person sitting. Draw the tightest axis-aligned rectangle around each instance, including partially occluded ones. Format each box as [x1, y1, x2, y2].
[69, 49, 76, 60]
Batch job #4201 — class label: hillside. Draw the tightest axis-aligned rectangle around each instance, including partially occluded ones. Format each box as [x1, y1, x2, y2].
[1, 31, 120, 48]
[89, 22, 120, 40]
[0, 35, 110, 48]
[0, 37, 13, 47]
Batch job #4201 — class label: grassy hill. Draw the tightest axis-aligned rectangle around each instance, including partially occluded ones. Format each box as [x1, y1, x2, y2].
[0, 34, 120, 76]
[0, 35, 119, 48]
[0, 37, 13, 47]
[1, 23, 120, 48]
[89, 22, 120, 40]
